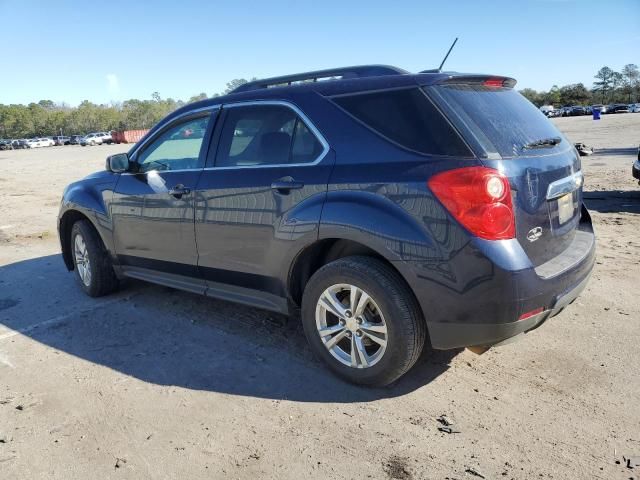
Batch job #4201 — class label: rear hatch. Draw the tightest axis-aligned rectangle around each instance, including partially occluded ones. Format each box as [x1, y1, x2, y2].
[425, 78, 583, 266]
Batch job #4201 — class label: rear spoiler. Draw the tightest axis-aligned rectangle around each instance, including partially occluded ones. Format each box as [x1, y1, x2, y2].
[428, 75, 517, 89]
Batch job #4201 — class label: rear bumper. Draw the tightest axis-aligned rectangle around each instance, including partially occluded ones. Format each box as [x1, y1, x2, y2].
[400, 204, 596, 350]
[426, 273, 591, 349]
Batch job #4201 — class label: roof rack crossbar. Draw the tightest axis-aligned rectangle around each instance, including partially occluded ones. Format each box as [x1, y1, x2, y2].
[232, 65, 408, 93]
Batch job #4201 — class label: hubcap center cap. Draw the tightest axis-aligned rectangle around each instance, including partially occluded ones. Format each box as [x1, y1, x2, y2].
[345, 317, 358, 332]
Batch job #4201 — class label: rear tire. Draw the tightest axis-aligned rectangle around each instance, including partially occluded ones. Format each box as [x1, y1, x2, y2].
[70, 220, 119, 297]
[301, 256, 425, 386]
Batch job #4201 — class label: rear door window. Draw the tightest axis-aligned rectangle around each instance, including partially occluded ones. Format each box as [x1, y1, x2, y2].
[331, 88, 472, 157]
[215, 104, 324, 167]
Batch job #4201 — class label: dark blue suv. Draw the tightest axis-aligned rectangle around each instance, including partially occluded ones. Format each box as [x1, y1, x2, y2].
[58, 65, 595, 386]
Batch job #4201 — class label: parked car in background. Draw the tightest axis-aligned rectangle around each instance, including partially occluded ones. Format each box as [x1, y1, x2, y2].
[69, 135, 83, 145]
[539, 105, 555, 117]
[12, 139, 28, 149]
[25, 139, 42, 148]
[609, 104, 630, 114]
[33, 138, 54, 147]
[58, 65, 596, 386]
[98, 132, 114, 144]
[627, 103, 640, 113]
[559, 106, 584, 117]
[584, 105, 592, 115]
[52, 136, 71, 146]
[568, 106, 586, 116]
[80, 133, 103, 146]
[592, 104, 607, 114]
[0, 139, 13, 150]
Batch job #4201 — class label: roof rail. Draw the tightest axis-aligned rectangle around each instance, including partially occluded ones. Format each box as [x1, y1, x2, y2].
[232, 65, 408, 93]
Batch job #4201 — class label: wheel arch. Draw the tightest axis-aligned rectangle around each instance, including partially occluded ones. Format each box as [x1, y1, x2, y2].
[287, 238, 414, 309]
[59, 210, 104, 271]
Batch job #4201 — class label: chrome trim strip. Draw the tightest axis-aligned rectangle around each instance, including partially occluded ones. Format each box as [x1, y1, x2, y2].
[546, 171, 583, 200]
[124, 100, 329, 174]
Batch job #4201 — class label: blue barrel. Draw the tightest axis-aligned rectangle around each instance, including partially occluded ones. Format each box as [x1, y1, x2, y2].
[592, 108, 601, 120]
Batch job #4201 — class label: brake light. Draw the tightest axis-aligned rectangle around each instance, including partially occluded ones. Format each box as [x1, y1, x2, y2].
[428, 167, 515, 240]
[483, 78, 506, 88]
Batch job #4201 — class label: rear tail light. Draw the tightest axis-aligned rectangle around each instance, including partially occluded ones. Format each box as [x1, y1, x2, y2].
[428, 166, 515, 240]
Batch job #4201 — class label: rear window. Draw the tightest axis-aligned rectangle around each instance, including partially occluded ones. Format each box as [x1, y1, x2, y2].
[331, 88, 472, 157]
[426, 84, 570, 158]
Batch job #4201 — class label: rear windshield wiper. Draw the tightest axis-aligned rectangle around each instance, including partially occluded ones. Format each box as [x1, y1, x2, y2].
[522, 137, 562, 150]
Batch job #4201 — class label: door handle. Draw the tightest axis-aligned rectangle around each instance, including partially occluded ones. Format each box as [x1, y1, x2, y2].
[271, 177, 304, 193]
[168, 184, 191, 198]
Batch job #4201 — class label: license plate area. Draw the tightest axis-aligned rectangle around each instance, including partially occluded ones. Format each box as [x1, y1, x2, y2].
[557, 192, 575, 225]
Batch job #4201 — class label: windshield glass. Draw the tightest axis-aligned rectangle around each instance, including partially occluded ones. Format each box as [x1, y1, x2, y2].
[426, 84, 571, 158]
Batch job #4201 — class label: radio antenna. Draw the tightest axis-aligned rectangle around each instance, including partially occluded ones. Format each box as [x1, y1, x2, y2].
[438, 37, 459, 72]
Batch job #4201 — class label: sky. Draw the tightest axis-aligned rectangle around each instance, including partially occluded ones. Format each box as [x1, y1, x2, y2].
[0, 0, 638, 106]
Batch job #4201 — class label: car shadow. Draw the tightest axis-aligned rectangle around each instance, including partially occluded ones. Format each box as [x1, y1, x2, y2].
[0, 254, 459, 403]
[584, 190, 640, 214]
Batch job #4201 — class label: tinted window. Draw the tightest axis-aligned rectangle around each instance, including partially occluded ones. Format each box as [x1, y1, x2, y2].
[332, 88, 471, 156]
[291, 119, 324, 164]
[427, 84, 570, 158]
[216, 105, 323, 167]
[137, 115, 210, 173]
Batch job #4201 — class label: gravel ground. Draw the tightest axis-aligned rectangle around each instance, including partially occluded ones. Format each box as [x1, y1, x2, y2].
[0, 114, 639, 479]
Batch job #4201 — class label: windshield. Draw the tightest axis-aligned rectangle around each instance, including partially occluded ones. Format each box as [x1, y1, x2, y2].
[426, 84, 571, 159]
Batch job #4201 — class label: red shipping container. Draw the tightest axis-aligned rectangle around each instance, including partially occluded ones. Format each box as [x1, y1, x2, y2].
[113, 129, 150, 144]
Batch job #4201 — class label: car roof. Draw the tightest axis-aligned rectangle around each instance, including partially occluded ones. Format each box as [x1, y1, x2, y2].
[165, 65, 512, 124]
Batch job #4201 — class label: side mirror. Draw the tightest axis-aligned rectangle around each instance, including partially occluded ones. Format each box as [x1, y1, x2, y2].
[106, 153, 130, 173]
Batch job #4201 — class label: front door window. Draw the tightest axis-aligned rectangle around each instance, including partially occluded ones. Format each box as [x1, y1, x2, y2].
[137, 116, 210, 173]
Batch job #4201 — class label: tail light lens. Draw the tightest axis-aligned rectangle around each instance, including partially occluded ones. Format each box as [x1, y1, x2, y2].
[428, 167, 515, 240]
[483, 78, 506, 88]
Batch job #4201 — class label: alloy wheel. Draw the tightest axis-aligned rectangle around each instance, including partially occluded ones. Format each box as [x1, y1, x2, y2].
[315, 283, 388, 368]
[74, 234, 91, 286]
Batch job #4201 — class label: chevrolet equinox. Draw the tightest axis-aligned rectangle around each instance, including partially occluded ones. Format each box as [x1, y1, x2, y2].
[58, 65, 596, 386]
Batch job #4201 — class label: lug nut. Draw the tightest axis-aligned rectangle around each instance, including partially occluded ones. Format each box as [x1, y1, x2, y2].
[356, 317, 363, 325]
[345, 310, 352, 318]
[346, 331, 352, 338]
[339, 319, 346, 326]
[356, 330, 363, 337]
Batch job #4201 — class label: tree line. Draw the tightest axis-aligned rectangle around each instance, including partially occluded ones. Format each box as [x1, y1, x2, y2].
[519, 64, 639, 107]
[2, 64, 638, 139]
[0, 79, 251, 139]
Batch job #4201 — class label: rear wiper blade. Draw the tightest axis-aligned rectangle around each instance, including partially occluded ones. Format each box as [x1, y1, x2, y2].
[522, 137, 562, 150]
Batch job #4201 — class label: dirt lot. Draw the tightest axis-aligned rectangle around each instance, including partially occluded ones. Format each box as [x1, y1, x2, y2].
[1, 115, 639, 480]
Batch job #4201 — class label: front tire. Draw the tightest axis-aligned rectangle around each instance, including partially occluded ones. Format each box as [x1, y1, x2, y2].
[301, 256, 425, 386]
[71, 220, 119, 297]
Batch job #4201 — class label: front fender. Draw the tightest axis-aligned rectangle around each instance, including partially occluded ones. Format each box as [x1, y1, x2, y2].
[58, 172, 118, 269]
